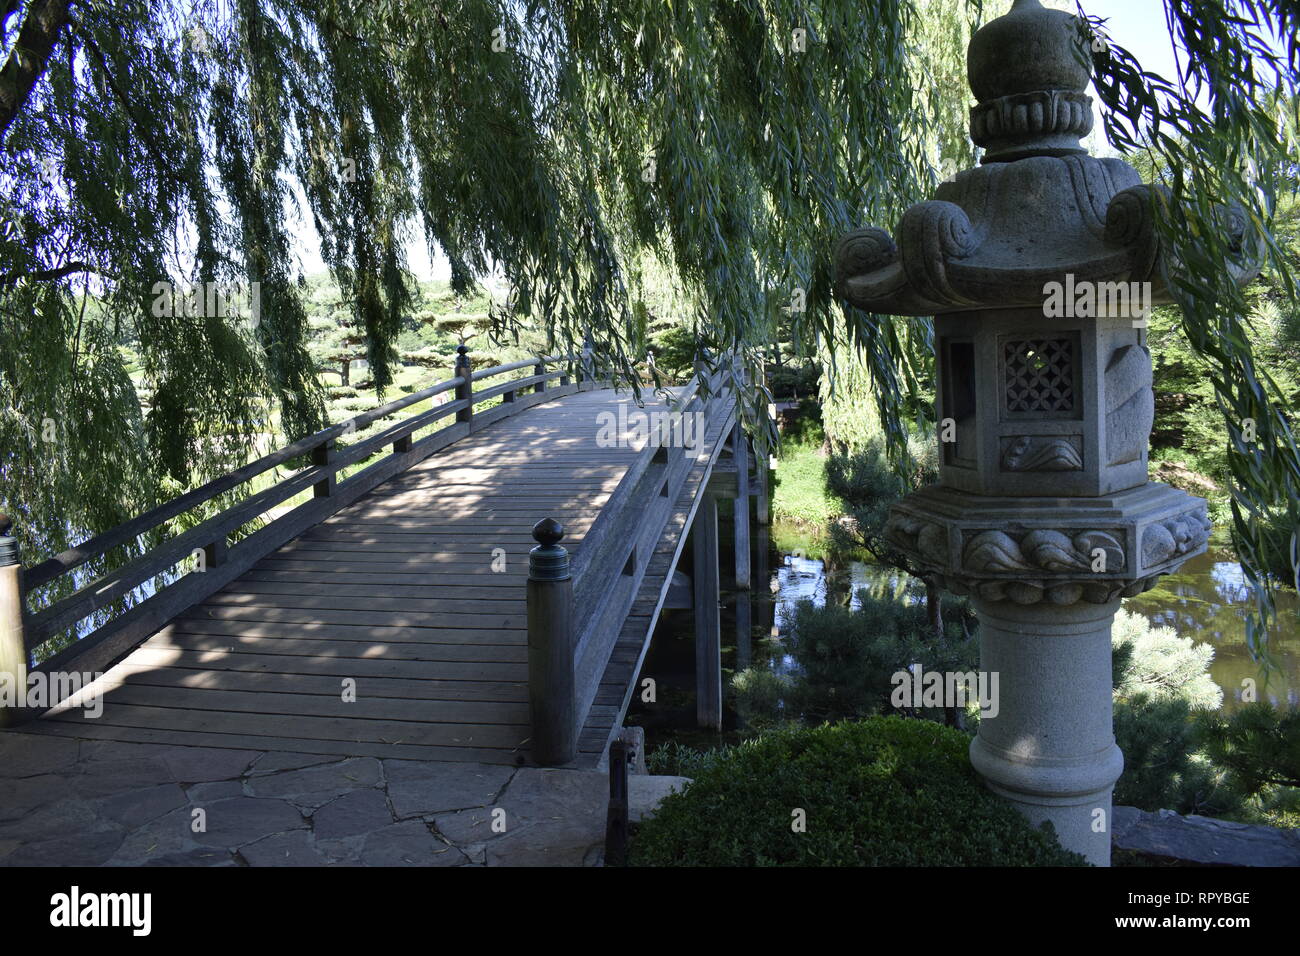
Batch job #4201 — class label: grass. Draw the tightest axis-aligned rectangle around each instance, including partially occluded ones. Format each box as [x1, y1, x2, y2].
[771, 439, 840, 528]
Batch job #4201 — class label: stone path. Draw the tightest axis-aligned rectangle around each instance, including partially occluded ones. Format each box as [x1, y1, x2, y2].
[0, 733, 688, 867]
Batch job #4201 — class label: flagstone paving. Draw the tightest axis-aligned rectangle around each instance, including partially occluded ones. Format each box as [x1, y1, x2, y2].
[0, 733, 688, 867]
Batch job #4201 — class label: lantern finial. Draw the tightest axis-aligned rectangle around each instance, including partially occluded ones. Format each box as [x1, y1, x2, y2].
[966, 0, 1094, 162]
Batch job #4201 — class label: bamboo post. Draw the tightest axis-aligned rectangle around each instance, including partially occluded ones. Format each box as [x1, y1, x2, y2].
[0, 515, 29, 727]
[454, 344, 473, 424]
[527, 517, 576, 765]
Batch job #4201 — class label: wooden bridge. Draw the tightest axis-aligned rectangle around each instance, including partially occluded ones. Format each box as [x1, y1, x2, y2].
[0, 350, 765, 769]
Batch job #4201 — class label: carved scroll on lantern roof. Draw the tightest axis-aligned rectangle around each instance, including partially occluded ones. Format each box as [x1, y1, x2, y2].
[832, 0, 1256, 317]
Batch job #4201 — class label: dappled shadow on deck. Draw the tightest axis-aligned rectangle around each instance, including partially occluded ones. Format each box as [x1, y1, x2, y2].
[14, 388, 685, 768]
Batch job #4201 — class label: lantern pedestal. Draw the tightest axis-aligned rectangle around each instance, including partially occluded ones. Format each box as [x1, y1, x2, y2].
[882, 482, 1209, 864]
[968, 598, 1124, 865]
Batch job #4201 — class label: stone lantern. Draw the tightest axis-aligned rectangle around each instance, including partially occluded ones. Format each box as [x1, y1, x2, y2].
[833, 0, 1252, 865]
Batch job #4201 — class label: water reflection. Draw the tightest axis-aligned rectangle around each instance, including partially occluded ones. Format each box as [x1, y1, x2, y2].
[1122, 544, 1300, 712]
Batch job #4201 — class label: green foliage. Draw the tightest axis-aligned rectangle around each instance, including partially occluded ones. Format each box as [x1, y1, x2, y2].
[765, 362, 821, 401]
[628, 718, 1088, 866]
[777, 399, 826, 448]
[3, 0, 1299, 665]
[647, 324, 697, 382]
[1084, 3, 1300, 636]
[644, 739, 728, 777]
[770, 435, 837, 527]
[774, 593, 976, 723]
[1256, 507, 1300, 589]
[1198, 703, 1300, 793]
[1112, 694, 1243, 816]
[1111, 609, 1223, 711]
[731, 668, 794, 731]
[1109, 609, 1244, 815]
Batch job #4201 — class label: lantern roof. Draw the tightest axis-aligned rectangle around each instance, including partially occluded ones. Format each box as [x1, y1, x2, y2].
[832, 0, 1248, 317]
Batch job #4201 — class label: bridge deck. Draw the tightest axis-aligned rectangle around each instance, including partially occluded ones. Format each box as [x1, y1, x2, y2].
[19, 386, 727, 768]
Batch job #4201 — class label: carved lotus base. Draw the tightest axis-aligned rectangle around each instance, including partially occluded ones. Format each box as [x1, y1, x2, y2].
[883, 482, 1210, 606]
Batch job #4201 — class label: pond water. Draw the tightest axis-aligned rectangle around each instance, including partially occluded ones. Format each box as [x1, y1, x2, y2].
[626, 517, 1300, 748]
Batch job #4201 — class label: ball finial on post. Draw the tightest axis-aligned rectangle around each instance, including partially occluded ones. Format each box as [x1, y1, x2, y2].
[529, 517, 570, 581]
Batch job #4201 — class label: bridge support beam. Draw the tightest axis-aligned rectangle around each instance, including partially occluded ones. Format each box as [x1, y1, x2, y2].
[693, 491, 722, 731]
[732, 423, 751, 590]
[754, 435, 770, 527]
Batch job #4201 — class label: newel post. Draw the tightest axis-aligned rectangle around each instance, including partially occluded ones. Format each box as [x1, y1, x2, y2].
[0, 515, 29, 727]
[454, 344, 473, 424]
[527, 517, 577, 765]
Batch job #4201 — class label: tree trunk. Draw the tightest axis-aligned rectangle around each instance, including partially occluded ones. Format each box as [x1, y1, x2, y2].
[927, 576, 964, 729]
[926, 577, 943, 637]
[0, 0, 73, 141]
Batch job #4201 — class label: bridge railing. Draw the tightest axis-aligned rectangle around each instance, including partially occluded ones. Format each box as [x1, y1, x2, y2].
[1, 348, 589, 718]
[526, 356, 737, 764]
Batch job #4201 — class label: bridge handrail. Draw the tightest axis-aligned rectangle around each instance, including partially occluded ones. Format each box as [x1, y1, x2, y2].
[13, 349, 582, 672]
[525, 354, 739, 763]
[569, 371, 716, 591]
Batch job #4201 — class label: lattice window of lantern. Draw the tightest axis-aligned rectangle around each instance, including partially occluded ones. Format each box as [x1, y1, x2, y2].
[1003, 338, 1075, 413]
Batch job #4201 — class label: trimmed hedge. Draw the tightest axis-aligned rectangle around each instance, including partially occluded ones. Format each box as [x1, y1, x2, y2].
[629, 717, 1088, 867]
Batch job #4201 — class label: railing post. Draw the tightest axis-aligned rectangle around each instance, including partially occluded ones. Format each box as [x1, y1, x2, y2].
[534, 358, 547, 395]
[580, 333, 594, 386]
[0, 515, 29, 727]
[311, 439, 335, 497]
[203, 537, 228, 570]
[454, 344, 473, 424]
[605, 738, 630, 865]
[527, 517, 576, 765]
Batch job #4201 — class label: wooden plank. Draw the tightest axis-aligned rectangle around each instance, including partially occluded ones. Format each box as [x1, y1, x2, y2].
[108, 663, 528, 702]
[240, 568, 531, 587]
[180, 603, 524, 630]
[41, 702, 532, 750]
[217, 579, 524, 600]
[156, 616, 525, 645]
[734, 423, 751, 589]
[58, 684, 533, 726]
[146, 630, 527, 664]
[202, 591, 522, 615]
[120, 645, 526, 683]
[11, 721, 532, 766]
